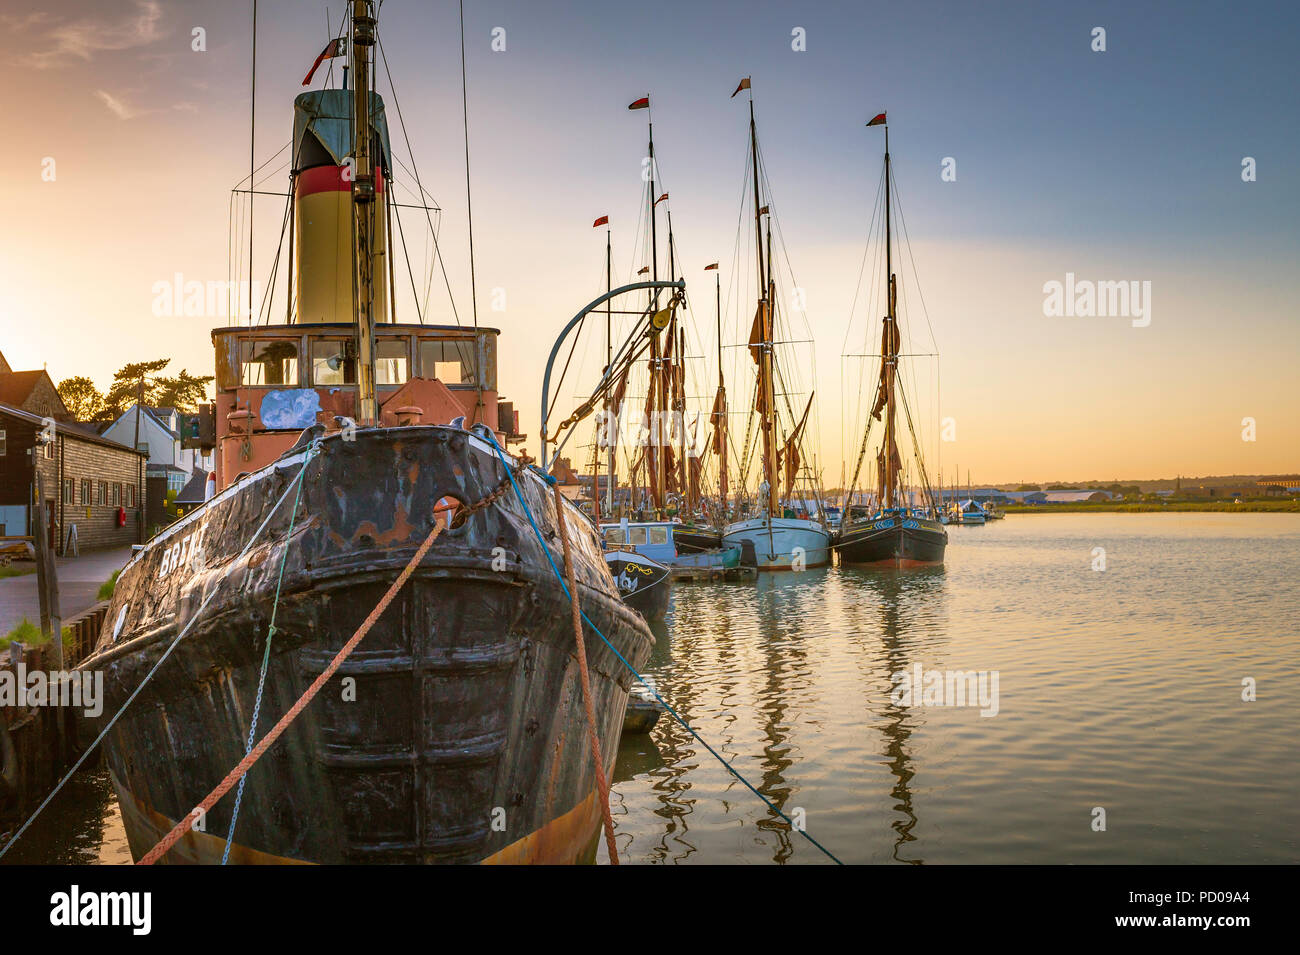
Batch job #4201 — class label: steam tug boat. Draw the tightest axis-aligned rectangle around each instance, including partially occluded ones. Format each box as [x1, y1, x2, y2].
[80, 2, 652, 864]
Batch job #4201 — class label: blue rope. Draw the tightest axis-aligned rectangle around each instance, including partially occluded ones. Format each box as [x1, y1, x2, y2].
[221, 446, 316, 863]
[486, 434, 843, 865]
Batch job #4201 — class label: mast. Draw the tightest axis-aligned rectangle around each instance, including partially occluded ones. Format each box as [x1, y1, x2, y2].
[715, 268, 727, 518]
[650, 121, 667, 516]
[879, 123, 901, 510]
[249, 0, 257, 323]
[749, 97, 778, 517]
[667, 212, 687, 513]
[678, 324, 689, 513]
[349, 0, 379, 425]
[604, 225, 615, 517]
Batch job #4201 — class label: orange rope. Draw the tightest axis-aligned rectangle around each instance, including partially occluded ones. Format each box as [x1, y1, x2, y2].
[137, 516, 446, 865]
[552, 484, 620, 865]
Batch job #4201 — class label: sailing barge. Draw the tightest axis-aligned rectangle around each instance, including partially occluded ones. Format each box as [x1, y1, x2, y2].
[80, 1, 652, 864]
[837, 115, 947, 568]
[721, 80, 831, 570]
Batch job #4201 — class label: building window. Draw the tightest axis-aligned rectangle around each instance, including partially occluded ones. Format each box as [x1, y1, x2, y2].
[112, 483, 122, 506]
[375, 339, 409, 385]
[42, 440, 54, 459]
[418, 339, 475, 384]
[97, 481, 107, 506]
[63, 478, 74, 504]
[0, 429, 6, 455]
[80, 479, 91, 505]
[311, 340, 357, 385]
[240, 339, 300, 386]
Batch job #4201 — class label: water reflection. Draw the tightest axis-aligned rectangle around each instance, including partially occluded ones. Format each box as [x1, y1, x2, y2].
[0, 767, 129, 865]
[612, 565, 951, 864]
[840, 565, 949, 864]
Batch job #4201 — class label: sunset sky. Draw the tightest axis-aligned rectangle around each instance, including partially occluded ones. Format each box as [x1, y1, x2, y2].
[2, 0, 1296, 484]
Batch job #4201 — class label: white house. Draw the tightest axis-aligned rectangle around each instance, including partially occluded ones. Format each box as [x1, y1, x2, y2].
[102, 405, 213, 494]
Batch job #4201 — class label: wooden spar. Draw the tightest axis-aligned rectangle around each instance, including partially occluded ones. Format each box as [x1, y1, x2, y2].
[385, 151, 397, 324]
[250, 0, 256, 323]
[749, 97, 778, 516]
[678, 324, 689, 513]
[667, 211, 687, 513]
[646, 116, 667, 516]
[33, 474, 63, 674]
[604, 226, 614, 517]
[714, 268, 727, 516]
[350, 0, 380, 425]
[879, 122, 901, 509]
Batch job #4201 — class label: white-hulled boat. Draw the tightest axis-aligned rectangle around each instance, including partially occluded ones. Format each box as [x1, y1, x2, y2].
[723, 513, 830, 570]
[719, 80, 830, 571]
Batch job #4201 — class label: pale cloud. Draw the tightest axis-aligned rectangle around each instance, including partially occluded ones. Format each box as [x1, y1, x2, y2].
[22, 0, 163, 70]
[94, 89, 197, 121]
[94, 89, 142, 120]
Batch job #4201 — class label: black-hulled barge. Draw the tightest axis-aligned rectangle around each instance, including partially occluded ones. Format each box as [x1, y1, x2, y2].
[837, 115, 947, 568]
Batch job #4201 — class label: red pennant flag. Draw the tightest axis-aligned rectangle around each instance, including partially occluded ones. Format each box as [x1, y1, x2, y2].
[731, 77, 751, 98]
[654, 192, 668, 206]
[867, 112, 887, 127]
[704, 263, 718, 270]
[637, 266, 650, 275]
[628, 96, 649, 110]
[592, 215, 609, 228]
[302, 37, 347, 87]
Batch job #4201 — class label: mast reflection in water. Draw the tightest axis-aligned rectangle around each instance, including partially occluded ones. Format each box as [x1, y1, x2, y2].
[603, 566, 950, 864]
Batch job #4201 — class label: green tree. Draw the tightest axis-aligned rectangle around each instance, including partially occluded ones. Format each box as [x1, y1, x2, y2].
[56, 376, 106, 420]
[98, 359, 213, 421]
[103, 359, 172, 421]
[155, 369, 214, 412]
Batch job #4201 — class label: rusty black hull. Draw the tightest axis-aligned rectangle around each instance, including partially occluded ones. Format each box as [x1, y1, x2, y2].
[80, 426, 654, 864]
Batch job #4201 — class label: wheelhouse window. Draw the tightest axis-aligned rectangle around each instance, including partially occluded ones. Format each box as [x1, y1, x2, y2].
[240, 339, 299, 386]
[628, 526, 648, 547]
[418, 339, 475, 384]
[375, 339, 410, 385]
[311, 340, 357, 385]
[603, 527, 626, 545]
[648, 526, 669, 546]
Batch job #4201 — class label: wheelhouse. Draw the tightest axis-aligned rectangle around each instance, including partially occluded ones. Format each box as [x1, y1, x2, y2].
[599, 519, 677, 564]
[210, 322, 521, 489]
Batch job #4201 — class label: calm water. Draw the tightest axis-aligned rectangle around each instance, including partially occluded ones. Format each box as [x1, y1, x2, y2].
[602, 514, 1300, 864]
[5, 514, 1298, 864]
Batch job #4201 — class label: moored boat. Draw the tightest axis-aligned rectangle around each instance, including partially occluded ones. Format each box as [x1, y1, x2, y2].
[719, 79, 831, 571]
[604, 549, 672, 620]
[77, 1, 653, 865]
[837, 508, 948, 567]
[837, 113, 947, 568]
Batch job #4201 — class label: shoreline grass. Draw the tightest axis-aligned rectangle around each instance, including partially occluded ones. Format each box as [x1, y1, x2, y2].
[1, 617, 75, 651]
[1002, 500, 1300, 514]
